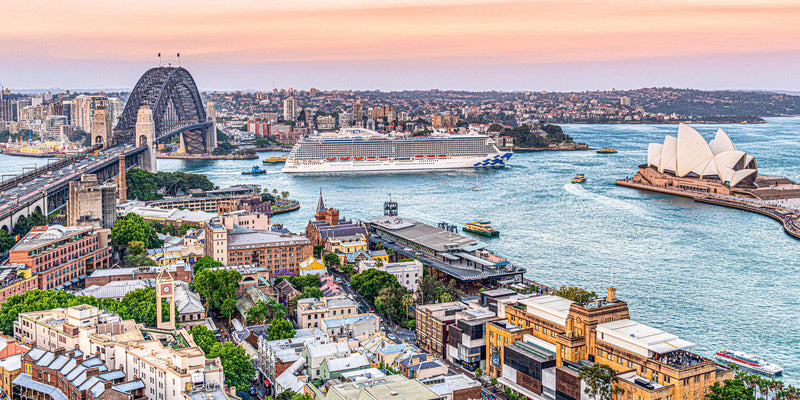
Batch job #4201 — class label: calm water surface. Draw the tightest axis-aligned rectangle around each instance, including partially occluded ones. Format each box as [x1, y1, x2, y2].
[2, 118, 798, 381]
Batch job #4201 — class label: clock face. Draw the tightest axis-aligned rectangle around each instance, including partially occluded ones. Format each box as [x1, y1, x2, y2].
[161, 285, 172, 295]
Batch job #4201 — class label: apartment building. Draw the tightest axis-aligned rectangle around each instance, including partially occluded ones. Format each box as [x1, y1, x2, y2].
[0, 265, 38, 303]
[296, 296, 359, 329]
[322, 314, 380, 341]
[8, 225, 111, 290]
[357, 259, 423, 292]
[415, 302, 473, 359]
[14, 305, 125, 353]
[445, 307, 497, 371]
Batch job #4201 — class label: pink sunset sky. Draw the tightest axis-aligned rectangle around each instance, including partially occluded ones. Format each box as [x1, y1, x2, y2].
[2, 0, 800, 91]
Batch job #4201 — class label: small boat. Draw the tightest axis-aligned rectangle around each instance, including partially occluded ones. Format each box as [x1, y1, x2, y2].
[472, 175, 481, 191]
[242, 165, 267, 175]
[716, 350, 783, 377]
[464, 221, 499, 237]
[597, 147, 618, 154]
[262, 156, 288, 164]
[571, 174, 586, 183]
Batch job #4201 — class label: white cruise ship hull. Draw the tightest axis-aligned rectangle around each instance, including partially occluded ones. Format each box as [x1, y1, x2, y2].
[283, 152, 513, 173]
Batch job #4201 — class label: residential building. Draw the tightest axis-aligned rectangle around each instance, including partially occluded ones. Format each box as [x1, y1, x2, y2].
[319, 354, 369, 380]
[445, 307, 497, 371]
[497, 337, 557, 399]
[256, 328, 329, 387]
[322, 314, 380, 341]
[0, 265, 38, 303]
[204, 220, 312, 277]
[85, 262, 192, 287]
[485, 320, 530, 379]
[357, 259, 423, 292]
[295, 296, 358, 330]
[418, 374, 482, 400]
[275, 279, 301, 308]
[14, 348, 146, 400]
[415, 302, 473, 359]
[66, 174, 117, 229]
[8, 225, 111, 291]
[283, 98, 297, 121]
[301, 342, 351, 379]
[397, 354, 447, 380]
[316, 374, 440, 400]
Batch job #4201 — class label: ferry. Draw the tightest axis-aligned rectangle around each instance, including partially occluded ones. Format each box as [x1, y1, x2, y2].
[597, 147, 618, 154]
[463, 221, 500, 237]
[262, 156, 288, 164]
[282, 128, 513, 173]
[715, 350, 783, 377]
[242, 165, 267, 175]
[571, 174, 586, 183]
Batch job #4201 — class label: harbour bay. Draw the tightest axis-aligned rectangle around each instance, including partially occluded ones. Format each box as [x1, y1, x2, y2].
[1, 118, 798, 380]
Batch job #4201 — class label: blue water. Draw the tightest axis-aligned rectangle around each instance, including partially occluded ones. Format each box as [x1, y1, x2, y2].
[2, 118, 798, 380]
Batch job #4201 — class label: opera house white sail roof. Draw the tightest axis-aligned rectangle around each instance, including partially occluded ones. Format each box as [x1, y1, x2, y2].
[646, 123, 757, 188]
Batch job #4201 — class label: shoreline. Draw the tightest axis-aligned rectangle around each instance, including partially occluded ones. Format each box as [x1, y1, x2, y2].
[616, 179, 800, 240]
[157, 153, 258, 160]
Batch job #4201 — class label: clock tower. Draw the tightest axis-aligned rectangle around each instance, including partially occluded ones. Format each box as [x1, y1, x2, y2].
[156, 266, 176, 330]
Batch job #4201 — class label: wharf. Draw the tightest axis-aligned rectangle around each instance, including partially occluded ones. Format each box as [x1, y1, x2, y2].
[271, 200, 300, 215]
[616, 179, 800, 240]
[498, 144, 592, 152]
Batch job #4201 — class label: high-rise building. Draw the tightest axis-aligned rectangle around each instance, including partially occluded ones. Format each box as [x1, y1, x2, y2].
[620, 96, 631, 106]
[70, 95, 90, 132]
[108, 97, 124, 125]
[352, 100, 363, 123]
[0, 99, 12, 122]
[67, 174, 118, 229]
[283, 97, 297, 121]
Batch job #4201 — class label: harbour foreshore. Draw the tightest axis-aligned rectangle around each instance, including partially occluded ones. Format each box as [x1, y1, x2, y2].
[616, 179, 800, 240]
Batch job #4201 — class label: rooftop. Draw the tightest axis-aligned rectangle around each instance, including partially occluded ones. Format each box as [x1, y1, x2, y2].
[323, 313, 378, 329]
[227, 229, 310, 248]
[596, 319, 696, 359]
[324, 353, 369, 372]
[419, 374, 481, 396]
[325, 375, 440, 400]
[517, 295, 574, 327]
[369, 216, 478, 253]
[11, 225, 93, 252]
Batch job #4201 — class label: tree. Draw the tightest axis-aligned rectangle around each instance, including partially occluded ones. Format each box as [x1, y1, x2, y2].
[0, 230, 16, 253]
[246, 300, 270, 325]
[194, 269, 242, 321]
[578, 363, 623, 400]
[417, 274, 439, 305]
[475, 368, 482, 377]
[174, 223, 197, 236]
[323, 253, 340, 268]
[280, 191, 289, 200]
[555, 285, 598, 303]
[491, 378, 497, 386]
[189, 324, 217, 355]
[445, 279, 464, 301]
[706, 377, 756, 400]
[313, 245, 324, 258]
[375, 285, 409, 323]
[299, 286, 323, 300]
[123, 241, 156, 268]
[207, 342, 255, 390]
[267, 319, 295, 340]
[121, 287, 160, 327]
[13, 212, 47, 237]
[112, 214, 161, 249]
[193, 256, 222, 275]
[350, 269, 401, 303]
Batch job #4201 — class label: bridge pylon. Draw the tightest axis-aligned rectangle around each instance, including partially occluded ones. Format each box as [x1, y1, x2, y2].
[135, 106, 157, 173]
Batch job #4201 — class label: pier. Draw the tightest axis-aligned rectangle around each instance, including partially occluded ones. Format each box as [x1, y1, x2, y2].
[616, 179, 800, 240]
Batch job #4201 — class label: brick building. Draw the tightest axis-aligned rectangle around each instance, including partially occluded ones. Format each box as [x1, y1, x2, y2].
[84, 262, 192, 287]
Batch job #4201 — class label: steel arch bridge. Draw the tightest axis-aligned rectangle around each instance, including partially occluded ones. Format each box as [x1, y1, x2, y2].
[113, 67, 210, 148]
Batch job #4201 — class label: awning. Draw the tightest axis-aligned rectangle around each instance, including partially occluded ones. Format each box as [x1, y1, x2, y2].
[79, 275, 87, 279]
[55, 285, 64, 290]
[71, 278, 79, 283]
[440, 252, 459, 260]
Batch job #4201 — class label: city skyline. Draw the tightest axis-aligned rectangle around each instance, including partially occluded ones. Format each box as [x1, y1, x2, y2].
[2, 0, 800, 91]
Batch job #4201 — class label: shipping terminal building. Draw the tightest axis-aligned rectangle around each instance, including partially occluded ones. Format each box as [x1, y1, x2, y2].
[365, 213, 525, 293]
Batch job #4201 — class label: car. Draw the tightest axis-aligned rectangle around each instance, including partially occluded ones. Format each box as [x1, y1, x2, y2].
[403, 247, 412, 252]
[369, 307, 375, 313]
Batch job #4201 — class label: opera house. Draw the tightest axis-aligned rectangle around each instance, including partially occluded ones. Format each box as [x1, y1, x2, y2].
[630, 123, 767, 196]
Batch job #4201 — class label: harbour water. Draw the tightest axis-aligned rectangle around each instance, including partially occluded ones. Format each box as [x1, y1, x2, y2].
[1, 118, 798, 380]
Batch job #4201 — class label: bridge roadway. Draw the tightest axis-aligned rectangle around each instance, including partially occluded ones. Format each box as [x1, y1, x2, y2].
[0, 144, 146, 231]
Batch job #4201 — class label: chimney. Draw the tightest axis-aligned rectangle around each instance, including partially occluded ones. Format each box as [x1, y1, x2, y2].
[118, 153, 127, 204]
[607, 287, 617, 302]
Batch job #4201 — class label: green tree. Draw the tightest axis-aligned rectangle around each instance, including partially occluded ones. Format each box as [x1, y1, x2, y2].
[445, 279, 464, 301]
[350, 269, 401, 303]
[578, 363, 624, 400]
[194, 269, 242, 321]
[555, 285, 597, 303]
[126, 168, 161, 200]
[267, 319, 296, 340]
[417, 274, 439, 305]
[174, 223, 197, 236]
[313, 245, 324, 258]
[491, 378, 497, 386]
[246, 300, 270, 325]
[13, 212, 47, 237]
[121, 287, 159, 327]
[189, 324, 218, 354]
[375, 285, 409, 323]
[299, 286, 323, 300]
[475, 368, 482, 377]
[706, 377, 756, 400]
[193, 255, 222, 275]
[0, 230, 17, 253]
[323, 253, 340, 268]
[112, 214, 161, 249]
[123, 241, 156, 268]
[207, 342, 255, 390]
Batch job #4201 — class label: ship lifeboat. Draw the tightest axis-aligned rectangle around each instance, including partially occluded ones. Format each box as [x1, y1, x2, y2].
[414, 155, 424, 158]
[367, 156, 377, 160]
[438, 155, 447, 158]
[325, 157, 336, 161]
[426, 155, 436, 158]
[379, 156, 388, 159]
[340, 157, 350, 161]
[354, 157, 364, 161]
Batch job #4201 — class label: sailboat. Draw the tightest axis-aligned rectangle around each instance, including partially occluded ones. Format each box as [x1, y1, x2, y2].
[472, 175, 481, 191]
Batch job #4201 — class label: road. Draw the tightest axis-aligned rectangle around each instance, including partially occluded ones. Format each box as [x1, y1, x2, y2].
[330, 269, 417, 344]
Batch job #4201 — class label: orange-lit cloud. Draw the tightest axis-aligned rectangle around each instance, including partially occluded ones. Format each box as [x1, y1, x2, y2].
[2, 0, 800, 65]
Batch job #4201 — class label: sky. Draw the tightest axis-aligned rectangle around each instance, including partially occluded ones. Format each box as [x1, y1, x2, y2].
[2, 0, 800, 91]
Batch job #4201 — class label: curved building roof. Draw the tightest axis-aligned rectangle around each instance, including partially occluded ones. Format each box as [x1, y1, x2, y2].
[647, 123, 757, 187]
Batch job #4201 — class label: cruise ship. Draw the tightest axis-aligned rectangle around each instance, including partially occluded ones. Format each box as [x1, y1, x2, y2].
[282, 128, 512, 173]
[715, 350, 783, 377]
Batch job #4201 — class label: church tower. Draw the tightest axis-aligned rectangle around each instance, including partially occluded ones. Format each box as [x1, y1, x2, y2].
[156, 266, 176, 330]
[315, 189, 326, 221]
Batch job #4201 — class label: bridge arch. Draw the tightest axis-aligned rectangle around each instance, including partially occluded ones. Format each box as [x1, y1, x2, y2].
[0, 225, 7, 233]
[34, 205, 42, 215]
[114, 67, 206, 144]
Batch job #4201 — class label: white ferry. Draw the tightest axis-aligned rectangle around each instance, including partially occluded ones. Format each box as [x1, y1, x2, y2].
[715, 350, 783, 377]
[282, 128, 512, 173]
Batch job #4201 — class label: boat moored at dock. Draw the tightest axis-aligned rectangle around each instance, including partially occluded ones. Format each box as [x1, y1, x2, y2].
[463, 220, 500, 237]
[715, 350, 783, 377]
